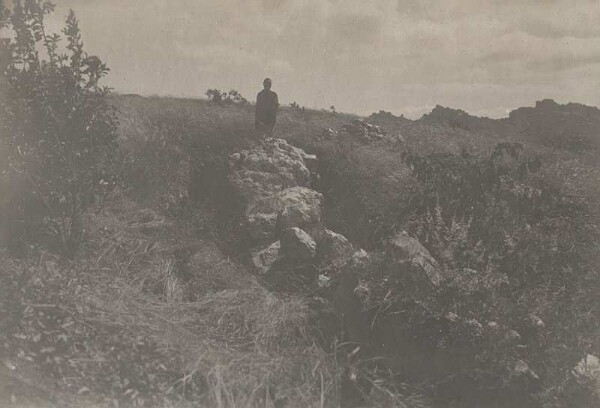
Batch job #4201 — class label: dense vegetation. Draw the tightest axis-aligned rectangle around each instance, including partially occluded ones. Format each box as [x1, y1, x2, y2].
[0, 0, 117, 257]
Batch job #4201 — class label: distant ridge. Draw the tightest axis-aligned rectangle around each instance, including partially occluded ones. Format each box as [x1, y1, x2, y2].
[407, 99, 600, 152]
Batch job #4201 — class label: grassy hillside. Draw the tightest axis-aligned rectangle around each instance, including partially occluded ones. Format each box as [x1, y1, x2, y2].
[112, 94, 600, 246]
[2, 93, 599, 407]
[111, 94, 600, 407]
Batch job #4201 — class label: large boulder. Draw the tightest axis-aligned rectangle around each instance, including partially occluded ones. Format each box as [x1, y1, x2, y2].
[229, 138, 311, 200]
[316, 229, 354, 270]
[281, 227, 316, 262]
[245, 187, 323, 241]
[386, 232, 443, 286]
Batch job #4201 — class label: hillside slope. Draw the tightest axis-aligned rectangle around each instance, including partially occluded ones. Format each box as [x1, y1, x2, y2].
[2, 94, 599, 407]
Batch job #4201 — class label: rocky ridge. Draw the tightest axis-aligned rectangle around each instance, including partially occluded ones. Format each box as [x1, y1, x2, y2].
[228, 130, 547, 404]
[228, 136, 447, 328]
[228, 136, 444, 290]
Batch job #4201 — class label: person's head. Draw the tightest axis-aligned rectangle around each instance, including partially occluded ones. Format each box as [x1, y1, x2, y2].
[263, 78, 272, 90]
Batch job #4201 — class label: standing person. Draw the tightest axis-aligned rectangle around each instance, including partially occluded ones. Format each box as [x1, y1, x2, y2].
[255, 78, 279, 139]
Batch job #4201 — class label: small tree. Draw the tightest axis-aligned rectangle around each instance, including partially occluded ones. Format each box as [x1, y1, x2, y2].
[206, 88, 225, 104]
[0, 0, 118, 257]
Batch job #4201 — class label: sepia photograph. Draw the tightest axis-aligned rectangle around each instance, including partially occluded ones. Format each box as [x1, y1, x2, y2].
[1, 1, 599, 407]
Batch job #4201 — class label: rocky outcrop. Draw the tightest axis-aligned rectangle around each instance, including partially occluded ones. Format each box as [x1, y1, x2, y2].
[280, 227, 316, 262]
[574, 354, 600, 391]
[342, 119, 391, 142]
[245, 186, 323, 241]
[232, 139, 443, 335]
[316, 229, 355, 269]
[228, 135, 447, 403]
[231, 138, 338, 287]
[386, 231, 443, 286]
[229, 138, 311, 200]
[229, 138, 323, 242]
[318, 119, 397, 143]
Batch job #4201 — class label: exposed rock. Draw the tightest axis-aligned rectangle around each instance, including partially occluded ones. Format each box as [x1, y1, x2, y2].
[526, 314, 545, 329]
[317, 229, 354, 269]
[230, 169, 298, 200]
[350, 249, 370, 268]
[574, 354, 600, 390]
[465, 318, 484, 337]
[229, 138, 311, 200]
[513, 360, 539, 381]
[386, 232, 443, 286]
[445, 312, 459, 322]
[341, 119, 390, 143]
[250, 241, 281, 275]
[319, 128, 338, 140]
[281, 227, 316, 262]
[503, 330, 522, 345]
[277, 188, 323, 229]
[318, 274, 332, 289]
[245, 186, 323, 241]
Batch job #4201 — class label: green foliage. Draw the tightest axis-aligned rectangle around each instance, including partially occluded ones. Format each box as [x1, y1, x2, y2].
[0, 1, 117, 257]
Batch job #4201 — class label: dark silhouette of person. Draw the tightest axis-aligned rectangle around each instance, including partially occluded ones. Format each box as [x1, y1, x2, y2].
[255, 78, 279, 138]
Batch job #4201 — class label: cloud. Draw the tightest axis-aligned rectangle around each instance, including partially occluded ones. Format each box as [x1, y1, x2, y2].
[526, 54, 600, 72]
[39, 0, 600, 118]
[328, 12, 382, 45]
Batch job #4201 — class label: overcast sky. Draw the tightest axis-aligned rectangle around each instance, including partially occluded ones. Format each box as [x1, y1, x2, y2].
[45, 0, 600, 118]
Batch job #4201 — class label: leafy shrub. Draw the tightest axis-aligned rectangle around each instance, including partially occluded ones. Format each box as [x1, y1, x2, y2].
[206, 88, 247, 104]
[205, 88, 225, 103]
[0, 0, 118, 257]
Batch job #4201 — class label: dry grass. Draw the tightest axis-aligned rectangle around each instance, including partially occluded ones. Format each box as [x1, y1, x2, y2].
[80, 194, 342, 407]
[1, 187, 350, 407]
[85, 283, 338, 407]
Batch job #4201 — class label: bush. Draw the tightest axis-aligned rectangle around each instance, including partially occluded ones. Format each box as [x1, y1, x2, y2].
[382, 143, 597, 406]
[225, 89, 247, 104]
[206, 88, 247, 104]
[0, 1, 118, 257]
[317, 137, 598, 406]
